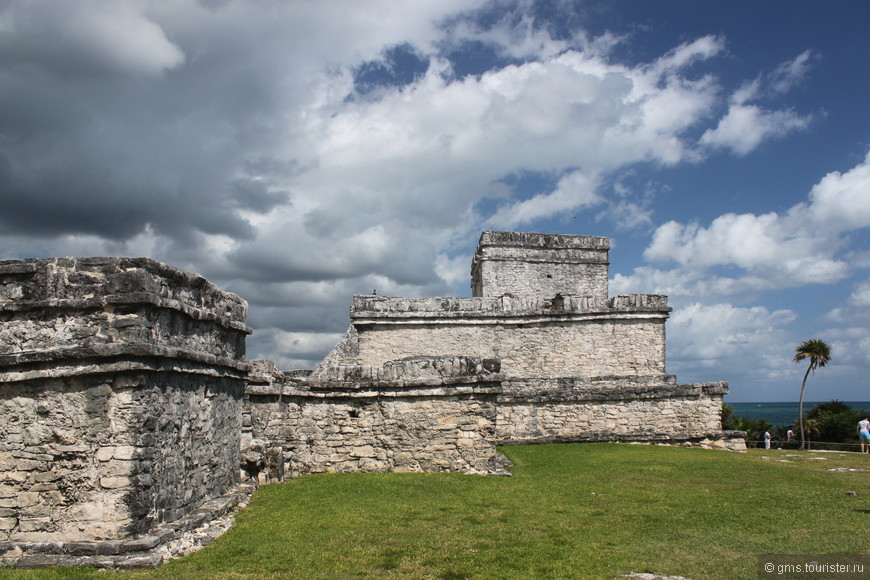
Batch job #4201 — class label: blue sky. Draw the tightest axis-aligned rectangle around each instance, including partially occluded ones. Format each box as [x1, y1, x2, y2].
[1, 1, 868, 402]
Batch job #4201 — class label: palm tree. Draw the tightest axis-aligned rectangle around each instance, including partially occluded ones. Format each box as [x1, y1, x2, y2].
[799, 416, 819, 449]
[793, 338, 832, 449]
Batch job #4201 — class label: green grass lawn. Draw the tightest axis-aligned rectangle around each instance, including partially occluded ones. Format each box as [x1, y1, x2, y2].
[2, 443, 869, 579]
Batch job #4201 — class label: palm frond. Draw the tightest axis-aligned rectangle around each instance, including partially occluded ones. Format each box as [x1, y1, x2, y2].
[793, 338, 832, 366]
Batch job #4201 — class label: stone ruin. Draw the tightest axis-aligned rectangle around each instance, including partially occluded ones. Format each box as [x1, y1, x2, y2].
[0, 258, 251, 567]
[0, 231, 744, 568]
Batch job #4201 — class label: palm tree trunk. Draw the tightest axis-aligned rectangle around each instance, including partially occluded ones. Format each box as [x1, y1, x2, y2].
[799, 364, 811, 450]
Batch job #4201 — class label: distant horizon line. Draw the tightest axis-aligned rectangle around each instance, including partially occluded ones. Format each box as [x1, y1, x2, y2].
[726, 400, 870, 405]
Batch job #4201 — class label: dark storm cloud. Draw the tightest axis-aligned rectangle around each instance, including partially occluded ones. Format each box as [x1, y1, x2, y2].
[0, 0, 295, 244]
[225, 233, 443, 286]
[247, 305, 349, 335]
[230, 179, 290, 213]
[0, 148, 261, 241]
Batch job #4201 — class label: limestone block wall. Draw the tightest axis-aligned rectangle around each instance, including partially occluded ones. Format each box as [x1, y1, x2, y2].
[496, 378, 731, 445]
[0, 373, 242, 544]
[0, 258, 248, 370]
[345, 294, 669, 379]
[471, 231, 610, 300]
[244, 357, 505, 482]
[0, 257, 250, 553]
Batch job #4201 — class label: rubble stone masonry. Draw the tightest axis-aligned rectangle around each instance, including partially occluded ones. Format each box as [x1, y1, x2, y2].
[349, 294, 669, 378]
[471, 231, 610, 300]
[0, 258, 250, 566]
[243, 357, 505, 482]
[497, 377, 734, 448]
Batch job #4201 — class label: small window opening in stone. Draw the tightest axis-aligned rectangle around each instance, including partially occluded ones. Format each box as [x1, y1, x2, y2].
[546, 274, 552, 278]
[349, 409, 360, 418]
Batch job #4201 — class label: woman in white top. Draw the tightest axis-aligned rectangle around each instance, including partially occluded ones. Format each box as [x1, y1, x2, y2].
[858, 417, 870, 454]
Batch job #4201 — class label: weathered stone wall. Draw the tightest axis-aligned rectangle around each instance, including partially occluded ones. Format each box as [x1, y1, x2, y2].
[1, 376, 125, 543]
[0, 257, 250, 559]
[0, 373, 242, 544]
[244, 358, 505, 482]
[346, 295, 669, 379]
[471, 231, 610, 300]
[496, 378, 730, 444]
[0, 258, 248, 368]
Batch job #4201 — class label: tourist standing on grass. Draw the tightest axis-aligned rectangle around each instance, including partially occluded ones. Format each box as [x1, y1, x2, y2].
[859, 417, 870, 454]
[764, 430, 771, 450]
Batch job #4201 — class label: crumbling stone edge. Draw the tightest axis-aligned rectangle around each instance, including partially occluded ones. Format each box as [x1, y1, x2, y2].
[498, 430, 748, 451]
[0, 483, 256, 569]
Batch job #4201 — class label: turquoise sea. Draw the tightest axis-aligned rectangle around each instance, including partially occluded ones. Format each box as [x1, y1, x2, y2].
[729, 401, 870, 426]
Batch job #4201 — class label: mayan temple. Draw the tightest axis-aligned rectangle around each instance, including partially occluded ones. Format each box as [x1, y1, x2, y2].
[0, 231, 742, 568]
[312, 230, 735, 449]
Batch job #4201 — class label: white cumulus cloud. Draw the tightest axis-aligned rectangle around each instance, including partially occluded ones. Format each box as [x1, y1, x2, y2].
[666, 302, 798, 395]
[631, 151, 870, 299]
[699, 52, 815, 156]
[0, 1, 843, 372]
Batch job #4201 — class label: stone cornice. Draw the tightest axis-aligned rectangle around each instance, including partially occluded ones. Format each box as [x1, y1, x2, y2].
[475, 230, 610, 250]
[497, 379, 729, 403]
[0, 257, 252, 334]
[0, 344, 250, 383]
[351, 294, 671, 325]
[245, 383, 502, 399]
